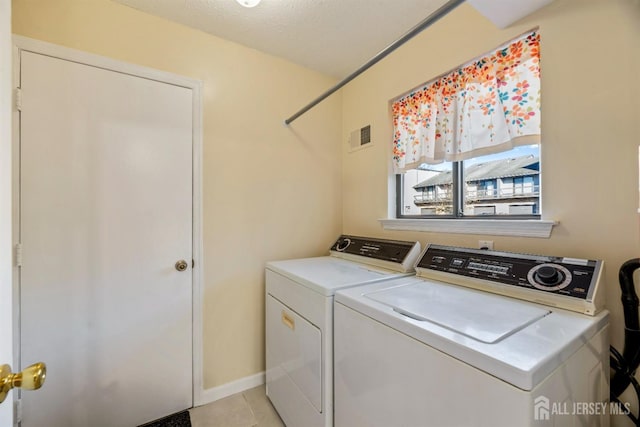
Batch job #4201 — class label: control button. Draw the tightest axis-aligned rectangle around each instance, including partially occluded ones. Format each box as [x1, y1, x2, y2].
[527, 263, 572, 291]
[336, 238, 351, 252]
[534, 265, 562, 285]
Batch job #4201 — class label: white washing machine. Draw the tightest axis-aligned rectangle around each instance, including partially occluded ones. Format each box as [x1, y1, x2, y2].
[334, 244, 610, 427]
[265, 235, 421, 427]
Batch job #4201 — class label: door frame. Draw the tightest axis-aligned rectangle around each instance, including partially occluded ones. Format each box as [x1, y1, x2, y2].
[12, 35, 205, 407]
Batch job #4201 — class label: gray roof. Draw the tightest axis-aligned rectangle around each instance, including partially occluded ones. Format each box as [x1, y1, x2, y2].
[413, 155, 539, 189]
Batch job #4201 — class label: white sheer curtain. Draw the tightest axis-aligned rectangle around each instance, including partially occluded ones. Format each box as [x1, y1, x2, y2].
[392, 31, 541, 173]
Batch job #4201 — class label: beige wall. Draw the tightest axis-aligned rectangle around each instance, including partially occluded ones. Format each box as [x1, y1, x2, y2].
[342, 0, 640, 350]
[12, 0, 343, 390]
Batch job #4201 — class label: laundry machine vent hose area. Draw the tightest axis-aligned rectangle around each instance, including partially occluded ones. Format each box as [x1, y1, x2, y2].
[611, 258, 640, 426]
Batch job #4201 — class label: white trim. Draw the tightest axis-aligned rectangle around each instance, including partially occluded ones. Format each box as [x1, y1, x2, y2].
[190, 73, 205, 408]
[12, 36, 205, 409]
[196, 372, 266, 407]
[11, 42, 20, 389]
[379, 218, 556, 238]
[13, 36, 198, 89]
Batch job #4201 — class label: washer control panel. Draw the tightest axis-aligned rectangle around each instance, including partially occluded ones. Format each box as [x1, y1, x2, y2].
[330, 235, 418, 263]
[417, 245, 602, 303]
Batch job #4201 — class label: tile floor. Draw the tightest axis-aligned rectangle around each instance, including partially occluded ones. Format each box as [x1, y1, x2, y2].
[189, 385, 285, 427]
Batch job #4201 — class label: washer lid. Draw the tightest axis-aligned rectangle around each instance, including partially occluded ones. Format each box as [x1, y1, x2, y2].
[365, 282, 550, 343]
[336, 277, 609, 391]
[266, 257, 411, 296]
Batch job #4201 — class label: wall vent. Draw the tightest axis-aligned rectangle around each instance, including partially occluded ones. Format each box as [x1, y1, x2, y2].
[349, 125, 372, 152]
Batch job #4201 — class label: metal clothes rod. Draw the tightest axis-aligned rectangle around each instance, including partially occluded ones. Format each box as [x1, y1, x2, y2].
[284, 0, 466, 126]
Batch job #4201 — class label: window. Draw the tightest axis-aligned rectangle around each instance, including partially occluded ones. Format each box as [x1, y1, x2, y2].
[397, 145, 540, 218]
[391, 30, 541, 220]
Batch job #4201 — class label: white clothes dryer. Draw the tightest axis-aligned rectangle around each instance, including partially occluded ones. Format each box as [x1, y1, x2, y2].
[265, 235, 421, 427]
[334, 244, 609, 427]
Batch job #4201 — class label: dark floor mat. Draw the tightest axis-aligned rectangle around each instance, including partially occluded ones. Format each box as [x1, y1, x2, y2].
[138, 410, 191, 427]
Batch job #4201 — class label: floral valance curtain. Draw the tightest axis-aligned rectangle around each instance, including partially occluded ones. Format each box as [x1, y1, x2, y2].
[392, 31, 541, 173]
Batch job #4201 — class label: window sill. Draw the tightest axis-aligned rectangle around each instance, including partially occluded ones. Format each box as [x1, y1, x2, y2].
[379, 218, 557, 238]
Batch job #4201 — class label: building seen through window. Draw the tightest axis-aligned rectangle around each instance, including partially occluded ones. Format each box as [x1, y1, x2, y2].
[399, 145, 540, 218]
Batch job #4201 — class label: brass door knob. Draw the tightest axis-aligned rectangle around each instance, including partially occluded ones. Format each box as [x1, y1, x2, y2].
[175, 260, 188, 272]
[0, 362, 46, 404]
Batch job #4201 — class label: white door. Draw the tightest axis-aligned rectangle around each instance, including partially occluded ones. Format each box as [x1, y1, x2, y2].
[0, 0, 14, 425]
[18, 50, 194, 427]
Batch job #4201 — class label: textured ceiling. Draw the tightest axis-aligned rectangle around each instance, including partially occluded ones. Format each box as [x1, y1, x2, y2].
[111, 0, 451, 78]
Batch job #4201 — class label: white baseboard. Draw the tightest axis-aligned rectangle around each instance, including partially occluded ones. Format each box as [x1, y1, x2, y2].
[195, 371, 265, 407]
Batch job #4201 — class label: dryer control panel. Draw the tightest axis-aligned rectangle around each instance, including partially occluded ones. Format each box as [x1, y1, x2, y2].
[416, 244, 604, 315]
[329, 235, 421, 273]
